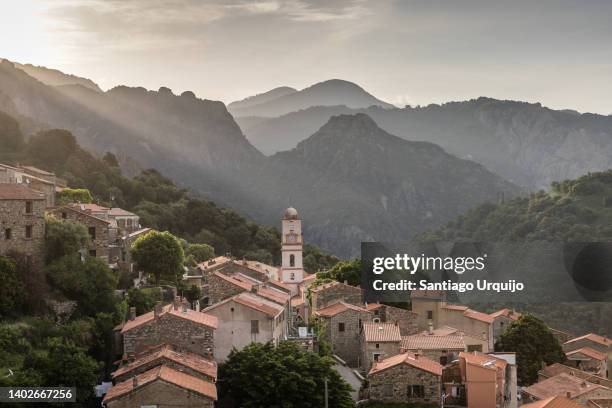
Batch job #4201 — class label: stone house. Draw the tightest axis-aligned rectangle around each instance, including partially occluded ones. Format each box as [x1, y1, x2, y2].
[522, 373, 612, 405]
[117, 227, 151, 274]
[102, 365, 216, 408]
[538, 363, 612, 389]
[489, 308, 520, 342]
[361, 322, 402, 372]
[366, 302, 419, 336]
[521, 396, 588, 408]
[120, 298, 218, 357]
[563, 333, 611, 380]
[48, 205, 113, 262]
[112, 344, 217, 384]
[367, 351, 442, 404]
[0, 163, 60, 207]
[315, 301, 372, 366]
[566, 347, 608, 378]
[401, 333, 466, 365]
[203, 291, 287, 362]
[206, 270, 254, 305]
[0, 184, 46, 266]
[310, 280, 363, 313]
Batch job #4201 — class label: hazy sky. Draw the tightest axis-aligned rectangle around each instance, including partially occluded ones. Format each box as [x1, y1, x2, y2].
[2, 0, 612, 113]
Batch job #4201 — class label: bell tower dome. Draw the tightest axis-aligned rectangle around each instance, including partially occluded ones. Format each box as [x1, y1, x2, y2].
[280, 207, 304, 291]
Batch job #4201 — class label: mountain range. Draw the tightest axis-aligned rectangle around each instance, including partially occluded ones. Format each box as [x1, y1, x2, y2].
[227, 79, 394, 117]
[5, 59, 609, 257]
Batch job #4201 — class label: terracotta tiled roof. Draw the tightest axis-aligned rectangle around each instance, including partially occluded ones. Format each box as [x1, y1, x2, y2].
[564, 333, 611, 348]
[111, 344, 217, 380]
[460, 351, 507, 371]
[71, 203, 109, 212]
[523, 373, 604, 400]
[462, 308, 494, 324]
[103, 365, 217, 403]
[121, 304, 218, 333]
[521, 396, 589, 408]
[291, 295, 305, 307]
[566, 347, 607, 361]
[211, 271, 253, 291]
[310, 281, 362, 293]
[369, 351, 443, 376]
[442, 304, 469, 311]
[108, 207, 137, 217]
[240, 260, 279, 277]
[366, 303, 383, 311]
[234, 292, 284, 317]
[363, 323, 401, 343]
[50, 206, 110, 224]
[0, 184, 46, 200]
[401, 334, 465, 351]
[410, 290, 445, 300]
[538, 363, 612, 387]
[197, 256, 232, 271]
[419, 325, 488, 341]
[256, 286, 290, 305]
[265, 278, 292, 292]
[126, 228, 151, 239]
[489, 308, 521, 321]
[20, 165, 55, 176]
[314, 301, 370, 317]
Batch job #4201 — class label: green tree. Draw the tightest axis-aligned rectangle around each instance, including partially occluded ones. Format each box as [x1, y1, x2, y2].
[126, 287, 162, 315]
[44, 217, 89, 262]
[317, 259, 362, 286]
[0, 256, 24, 318]
[495, 314, 565, 385]
[185, 243, 215, 264]
[46, 255, 119, 317]
[56, 188, 93, 205]
[26, 129, 78, 171]
[131, 230, 184, 284]
[219, 342, 354, 408]
[182, 285, 202, 305]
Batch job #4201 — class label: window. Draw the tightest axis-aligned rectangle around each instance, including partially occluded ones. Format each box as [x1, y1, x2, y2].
[251, 319, 259, 334]
[338, 322, 345, 332]
[25, 201, 33, 214]
[382, 383, 393, 397]
[427, 310, 433, 320]
[407, 385, 425, 399]
[290, 272, 295, 280]
[25, 225, 32, 239]
[440, 355, 448, 365]
[61, 212, 67, 219]
[289, 254, 295, 267]
[88, 226, 96, 240]
[4, 228, 11, 240]
[375, 343, 380, 349]
[374, 353, 381, 362]
[89, 249, 97, 257]
[373, 317, 381, 323]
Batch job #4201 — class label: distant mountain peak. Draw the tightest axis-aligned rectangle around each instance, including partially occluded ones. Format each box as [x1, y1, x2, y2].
[2, 59, 102, 92]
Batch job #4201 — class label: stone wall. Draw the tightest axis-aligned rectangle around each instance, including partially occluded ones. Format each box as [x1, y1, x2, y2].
[207, 273, 247, 305]
[312, 283, 363, 311]
[381, 305, 420, 336]
[362, 340, 401, 372]
[123, 313, 214, 357]
[48, 208, 110, 262]
[368, 363, 441, 404]
[0, 198, 45, 266]
[323, 308, 372, 367]
[105, 379, 214, 408]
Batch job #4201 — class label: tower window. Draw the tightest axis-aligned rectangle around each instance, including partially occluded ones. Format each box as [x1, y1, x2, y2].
[25, 201, 33, 214]
[25, 225, 32, 239]
[289, 254, 295, 267]
[290, 272, 295, 280]
[5, 228, 12, 240]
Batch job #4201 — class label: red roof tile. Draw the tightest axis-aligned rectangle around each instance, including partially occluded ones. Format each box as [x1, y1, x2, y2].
[233, 292, 284, 318]
[314, 301, 370, 317]
[121, 304, 218, 333]
[103, 365, 217, 403]
[369, 351, 443, 376]
[460, 351, 507, 371]
[564, 333, 611, 347]
[111, 344, 217, 380]
[489, 308, 521, 321]
[523, 373, 604, 400]
[0, 184, 46, 200]
[402, 334, 465, 351]
[257, 286, 290, 305]
[363, 323, 401, 343]
[566, 347, 607, 361]
[211, 271, 253, 291]
[521, 396, 589, 408]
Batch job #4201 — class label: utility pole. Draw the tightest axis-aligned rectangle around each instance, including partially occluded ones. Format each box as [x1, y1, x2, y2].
[324, 378, 328, 408]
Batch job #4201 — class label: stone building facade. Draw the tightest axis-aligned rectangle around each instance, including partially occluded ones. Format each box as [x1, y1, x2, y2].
[121, 300, 217, 357]
[206, 271, 253, 305]
[361, 322, 402, 372]
[367, 352, 442, 404]
[0, 184, 46, 266]
[310, 281, 363, 313]
[368, 303, 420, 336]
[48, 206, 113, 262]
[315, 301, 372, 367]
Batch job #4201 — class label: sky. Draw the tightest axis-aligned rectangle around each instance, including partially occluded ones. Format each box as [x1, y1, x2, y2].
[1, 0, 612, 114]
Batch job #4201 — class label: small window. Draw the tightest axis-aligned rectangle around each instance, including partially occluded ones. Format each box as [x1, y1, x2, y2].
[88, 226, 96, 240]
[290, 272, 295, 280]
[440, 355, 448, 365]
[89, 249, 97, 257]
[251, 319, 259, 334]
[407, 385, 425, 398]
[25, 201, 33, 214]
[61, 212, 67, 219]
[338, 322, 345, 332]
[375, 343, 380, 349]
[25, 225, 32, 239]
[374, 353, 381, 362]
[4, 228, 12, 240]
[289, 254, 295, 267]
[427, 310, 433, 320]
[373, 317, 381, 323]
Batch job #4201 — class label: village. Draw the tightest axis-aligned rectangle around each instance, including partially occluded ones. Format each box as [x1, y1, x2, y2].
[1, 161, 611, 408]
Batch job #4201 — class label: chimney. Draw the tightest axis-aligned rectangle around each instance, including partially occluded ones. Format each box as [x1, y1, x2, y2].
[133, 376, 138, 388]
[154, 301, 162, 318]
[173, 296, 181, 311]
[129, 307, 136, 321]
[428, 321, 434, 335]
[181, 298, 189, 313]
[344, 280, 348, 285]
[566, 392, 571, 398]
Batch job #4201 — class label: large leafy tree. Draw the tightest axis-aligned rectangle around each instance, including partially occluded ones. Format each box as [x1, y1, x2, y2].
[185, 243, 215, 264]
[0, 256, 24, 318]
[44, 217, 89, 262]
[495, 314, 565, 385]
[131, 230, 184, 284]
[219, 342, 354, 408]
[315, 259, 362, 286]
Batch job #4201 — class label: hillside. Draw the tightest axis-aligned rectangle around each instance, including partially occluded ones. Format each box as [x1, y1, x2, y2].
[4, 59, 102, 92]
[237, 113, 520, 256]
[423, 171, 612, 334]
[238, 100, 612, 189]
[228, 79, 394, 117]
[228, 86, 297, 110]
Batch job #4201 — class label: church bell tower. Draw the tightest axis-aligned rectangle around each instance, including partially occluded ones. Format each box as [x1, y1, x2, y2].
[280, 207, 304, 291]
